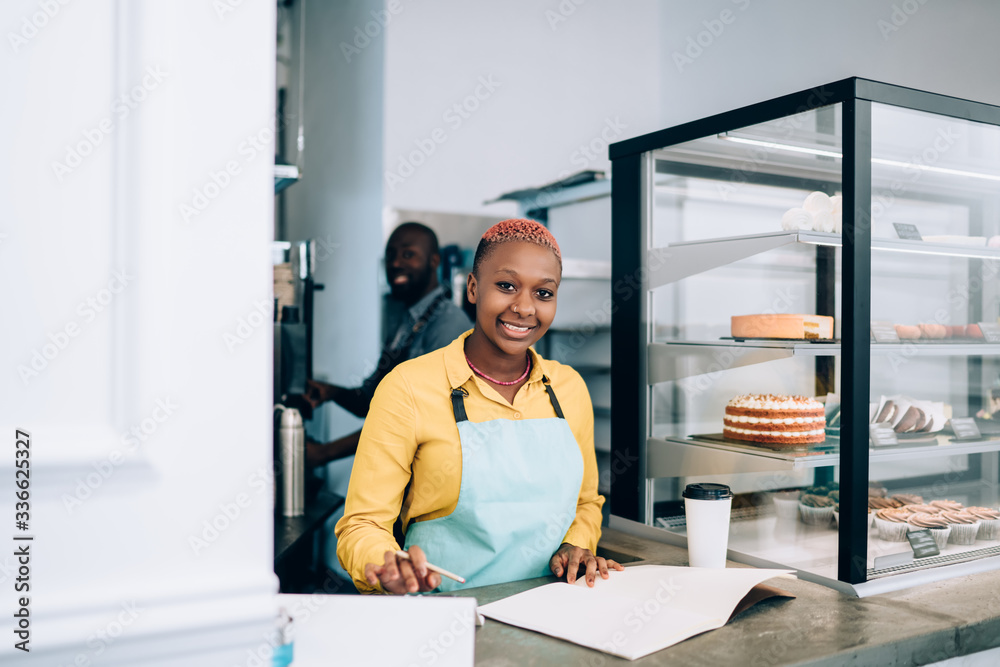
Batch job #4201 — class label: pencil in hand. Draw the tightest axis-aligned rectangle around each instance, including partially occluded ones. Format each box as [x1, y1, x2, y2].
[395, 550, 466, 584]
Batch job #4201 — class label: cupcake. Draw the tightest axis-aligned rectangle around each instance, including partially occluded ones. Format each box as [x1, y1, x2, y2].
[892, 493, 924, 506]
[906, 513, 951, 550]
[799, 494, 836, 526]
[965, 507, 1000, 540]
[869, 497, 902, 510]
[772, 490, 801, 520]
[940, 510, 981, 545]
[930, 499, 964, 512]
[875, 507, 913, 542]
[905, 504, 942, 515]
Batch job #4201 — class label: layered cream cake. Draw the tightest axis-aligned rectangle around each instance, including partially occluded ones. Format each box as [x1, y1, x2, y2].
[731, 314, 834, 340]
[723, 394, 826, 446]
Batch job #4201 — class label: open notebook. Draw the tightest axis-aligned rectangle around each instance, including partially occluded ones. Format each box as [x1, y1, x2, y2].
[479, 565, 794, 661]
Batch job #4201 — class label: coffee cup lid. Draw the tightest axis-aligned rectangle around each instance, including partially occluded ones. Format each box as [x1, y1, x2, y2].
[683, 483, 732, 500]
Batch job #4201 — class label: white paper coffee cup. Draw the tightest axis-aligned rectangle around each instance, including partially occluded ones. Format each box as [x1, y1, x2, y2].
[683, 483, 733, 569]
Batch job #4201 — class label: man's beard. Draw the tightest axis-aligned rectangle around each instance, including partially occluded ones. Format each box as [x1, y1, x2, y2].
[389, 265, 434, 304]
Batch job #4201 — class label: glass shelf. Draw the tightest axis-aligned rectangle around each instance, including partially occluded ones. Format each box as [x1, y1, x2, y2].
[649, 231, 1000, 288]
[647, 341, 1000, 384]
[647, 434, 1000, 477]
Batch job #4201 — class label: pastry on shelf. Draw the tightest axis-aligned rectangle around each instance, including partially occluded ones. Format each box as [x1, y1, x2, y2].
[929, 499, 964, 511]
[723, 394, 826, 446]
[781, 191, 842, 233]
[869, 496, 902, 510]
[941, 510, 981, 545]
[871, 395, 948, 434]
[731, 314, 834, 340]
[966, 507, 1000, 540]
[918, 324, 947, 339]
[906, 513, 951, 549]
[781, 207, 813, 231]
[875, 507, 913, 542]
[894, 324, 921, 339]
[799, 494, 835, 525]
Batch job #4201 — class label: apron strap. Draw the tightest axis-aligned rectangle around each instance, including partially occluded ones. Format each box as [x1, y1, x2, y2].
[450, 377, 565, 422]
[451, 387, 469, 422]
[542, 376, 565, 419]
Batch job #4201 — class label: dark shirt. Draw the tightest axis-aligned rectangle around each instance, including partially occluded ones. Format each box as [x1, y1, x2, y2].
[353, 285, 470, 408]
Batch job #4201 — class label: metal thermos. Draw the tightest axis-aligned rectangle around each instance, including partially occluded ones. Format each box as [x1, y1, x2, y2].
[278, 406, 305, 517]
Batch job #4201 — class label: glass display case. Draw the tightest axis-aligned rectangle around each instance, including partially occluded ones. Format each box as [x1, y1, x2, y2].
[609, 78, 1000, 594]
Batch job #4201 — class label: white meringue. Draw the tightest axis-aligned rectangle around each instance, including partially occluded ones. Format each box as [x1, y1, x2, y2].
[829, 195, 843, 218]
[812, 210, 836, 233]
[782, 207, 814, 231]
[803, 191, 834, 214]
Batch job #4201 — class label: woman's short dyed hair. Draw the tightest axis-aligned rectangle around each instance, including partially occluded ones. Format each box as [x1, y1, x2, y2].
[472, 218, 562, 276]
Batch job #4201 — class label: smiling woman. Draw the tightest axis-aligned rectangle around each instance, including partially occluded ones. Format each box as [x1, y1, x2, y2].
[335, 218, 621, 594]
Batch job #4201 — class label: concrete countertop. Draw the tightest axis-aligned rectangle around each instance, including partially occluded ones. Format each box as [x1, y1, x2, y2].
[449, 527, 1000, 666]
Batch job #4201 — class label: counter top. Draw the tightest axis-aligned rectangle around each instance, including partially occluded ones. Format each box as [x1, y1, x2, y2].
[450, 527, 1000, 666]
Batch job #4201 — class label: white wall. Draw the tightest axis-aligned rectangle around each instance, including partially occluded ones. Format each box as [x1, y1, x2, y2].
[383, 0, 663, 217]
[381, 0, 1000, 222]
[283, 0, 386, 444]
[1, 1, 277, 664]
[656, 0, 1000, 128]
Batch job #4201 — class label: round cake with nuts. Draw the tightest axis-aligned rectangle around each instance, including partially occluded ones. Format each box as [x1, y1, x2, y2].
[723, 394, 826, 446]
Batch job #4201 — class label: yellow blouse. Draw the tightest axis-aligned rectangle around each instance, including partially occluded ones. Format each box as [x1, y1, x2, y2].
[335, 329, 604, 593]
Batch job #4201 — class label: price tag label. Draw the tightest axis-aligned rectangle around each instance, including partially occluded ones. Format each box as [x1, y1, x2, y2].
[869, 423, 899, 447]
[950, 417, 982, 440]
[978, 322, 1000, 343]
[907, 528, 941, 559]
[871, 321, 901, 343]
[893, 223, 923, 240]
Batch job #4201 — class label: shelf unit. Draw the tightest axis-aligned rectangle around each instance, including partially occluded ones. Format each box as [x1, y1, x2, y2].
[609, 77, 1000, 594]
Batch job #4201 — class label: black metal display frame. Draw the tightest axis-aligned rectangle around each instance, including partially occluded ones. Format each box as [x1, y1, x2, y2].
[609, 77, 1000, 585]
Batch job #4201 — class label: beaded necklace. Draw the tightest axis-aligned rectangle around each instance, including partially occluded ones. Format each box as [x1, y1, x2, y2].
[465, 353, 531, 386]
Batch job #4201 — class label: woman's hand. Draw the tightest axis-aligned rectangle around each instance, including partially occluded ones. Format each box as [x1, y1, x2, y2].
[364, 546, 441, 594]
[550, 543, 624, 587]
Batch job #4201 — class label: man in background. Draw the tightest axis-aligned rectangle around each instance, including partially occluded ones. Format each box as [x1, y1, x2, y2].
[303, 222, 470, 463]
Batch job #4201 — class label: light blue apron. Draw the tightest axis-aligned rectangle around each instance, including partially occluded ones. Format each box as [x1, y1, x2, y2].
[403, 378, 584, 592]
